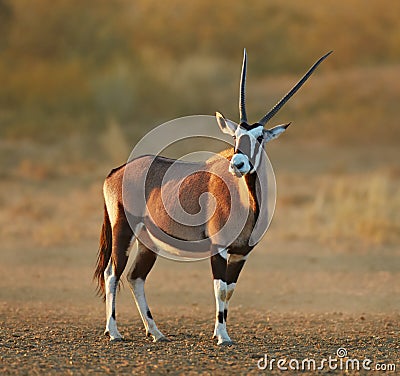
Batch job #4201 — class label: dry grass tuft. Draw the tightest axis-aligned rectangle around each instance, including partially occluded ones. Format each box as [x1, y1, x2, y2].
[308, 173, 400, 245]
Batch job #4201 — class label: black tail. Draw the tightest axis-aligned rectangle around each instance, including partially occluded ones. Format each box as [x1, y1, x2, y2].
[94, 202, 112, 301]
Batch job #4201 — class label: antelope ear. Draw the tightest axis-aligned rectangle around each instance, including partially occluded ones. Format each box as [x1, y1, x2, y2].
[263, 122, 291, 142]
[216, 112, 237, 136]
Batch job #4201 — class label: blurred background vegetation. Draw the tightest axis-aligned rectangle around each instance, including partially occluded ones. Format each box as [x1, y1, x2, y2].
[1, 0, 400, 145]
[0, 0, 399, 251]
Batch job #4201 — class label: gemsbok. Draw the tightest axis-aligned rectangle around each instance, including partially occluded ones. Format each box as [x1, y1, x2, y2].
[94, 49, 331, 345]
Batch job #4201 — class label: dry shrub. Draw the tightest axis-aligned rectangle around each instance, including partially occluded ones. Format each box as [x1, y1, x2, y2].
[98, 119, 130, 165]
[309, 173, 400, 245]
[0, 179, 103, 248]
[14, 159, 54, 181]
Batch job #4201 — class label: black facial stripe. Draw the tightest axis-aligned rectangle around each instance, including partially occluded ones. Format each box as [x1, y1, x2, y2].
[235, 134, 251, 155]
[252, 137, 263, 162]
[253, 140, 261, 161]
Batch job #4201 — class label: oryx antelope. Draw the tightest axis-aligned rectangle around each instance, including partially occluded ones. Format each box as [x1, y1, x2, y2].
[94, 50, 331, 345]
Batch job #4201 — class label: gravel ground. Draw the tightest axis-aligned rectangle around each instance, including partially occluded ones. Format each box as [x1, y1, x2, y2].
[1, 305, 398, 375]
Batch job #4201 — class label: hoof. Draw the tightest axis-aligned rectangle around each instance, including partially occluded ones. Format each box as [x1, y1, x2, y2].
[153, 336, 170, 343]
[105, 329, 124, 342]
[218, 339, 233, 346]
[110, 337, 124, 343]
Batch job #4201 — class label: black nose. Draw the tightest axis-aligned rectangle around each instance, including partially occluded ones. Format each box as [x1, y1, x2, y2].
[234, 161, 244, 169]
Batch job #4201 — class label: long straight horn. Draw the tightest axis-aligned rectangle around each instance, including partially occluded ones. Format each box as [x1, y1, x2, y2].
[239, 48, 248, 123]
[258, 51, 333, 126]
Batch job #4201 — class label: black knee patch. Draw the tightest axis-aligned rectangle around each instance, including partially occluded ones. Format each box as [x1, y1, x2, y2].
[218, 311, 224, 324]
[111, 309, 116, 320]
[146, 309, 153, 320]
[211, 253, 227, 281]
[224, 309, 228, 321]
[226, 259, 246, 284]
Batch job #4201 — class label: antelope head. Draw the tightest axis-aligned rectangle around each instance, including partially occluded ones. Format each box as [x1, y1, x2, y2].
[216, 49, 332, 177]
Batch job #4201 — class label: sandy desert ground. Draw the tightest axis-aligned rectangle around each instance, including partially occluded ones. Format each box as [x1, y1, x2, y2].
[1, 143, 399, 375]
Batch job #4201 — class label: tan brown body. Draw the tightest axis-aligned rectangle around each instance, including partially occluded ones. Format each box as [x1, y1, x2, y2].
[104, 148, 259, 258]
